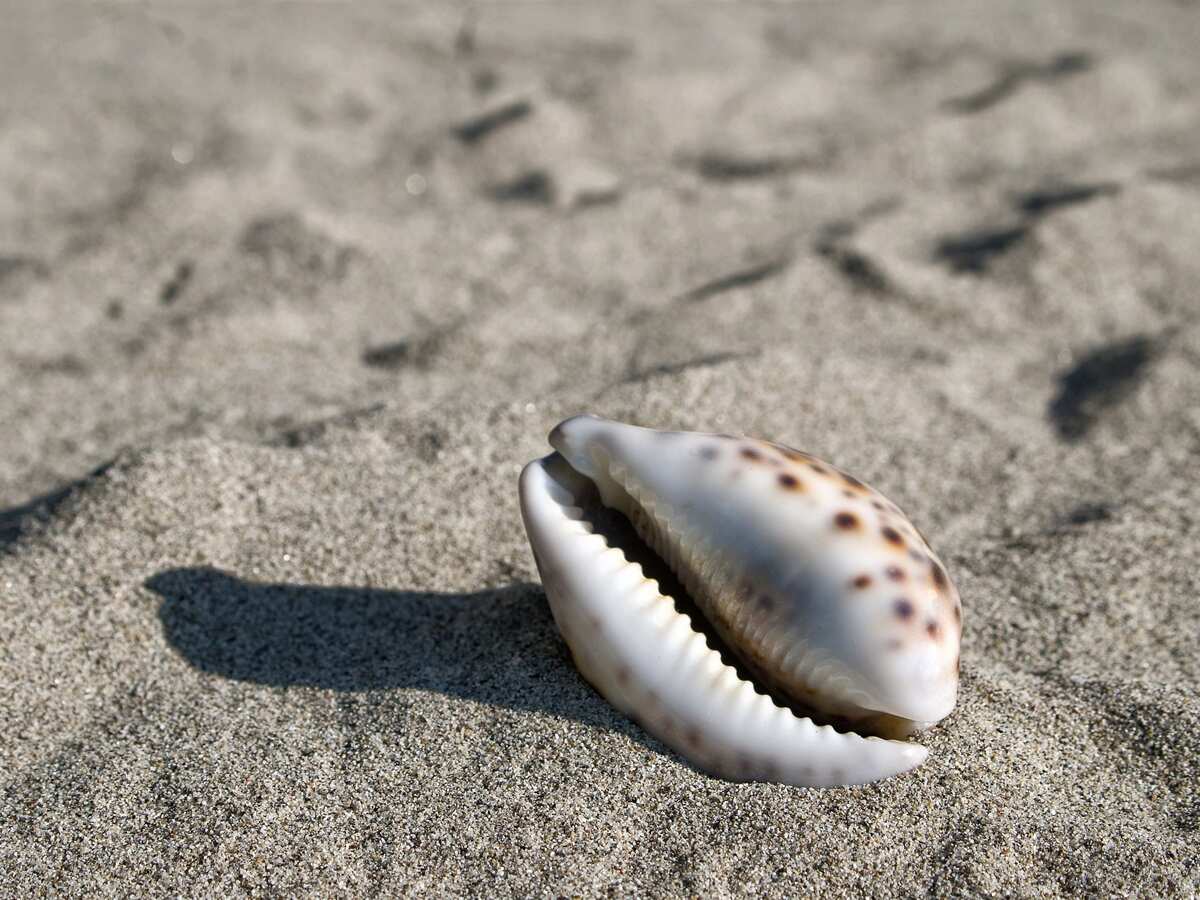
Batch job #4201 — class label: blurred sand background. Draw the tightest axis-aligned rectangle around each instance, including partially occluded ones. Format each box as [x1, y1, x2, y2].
[1, 2, 1198, 895]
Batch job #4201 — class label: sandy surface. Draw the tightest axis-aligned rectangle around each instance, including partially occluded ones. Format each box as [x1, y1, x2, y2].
[2, 2, 1199, 896]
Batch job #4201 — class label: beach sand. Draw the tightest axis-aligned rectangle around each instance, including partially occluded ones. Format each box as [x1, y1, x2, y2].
[1, 3, 1197, 895]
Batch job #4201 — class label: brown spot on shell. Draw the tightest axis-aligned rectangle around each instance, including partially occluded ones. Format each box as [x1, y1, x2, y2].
[851, 574, 872, 589]
[834, 511, 860, 531]
[756, 594, 774, 612]
[842, 473, 866, 490]
[926, 619, 941, 640]
[953, 605, 962, 624]
[871, 500, 885, 511]
[885, 565, 905, 582]
[894, 598, 914, 620]
[740, 447, 762, 462]
[909, 548, 927, 564]
[930, 561, 949, 591]
[778, 472, 802, 490]
[881, 526, 904, 547]
[842, 489, 856, 499]
[808, 462, 831, 476]
[616, 666, 631, 686]
[684, 726, 703, 749]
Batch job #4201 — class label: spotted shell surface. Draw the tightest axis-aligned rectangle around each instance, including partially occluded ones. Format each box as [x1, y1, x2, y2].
[519, 414, 962, 787]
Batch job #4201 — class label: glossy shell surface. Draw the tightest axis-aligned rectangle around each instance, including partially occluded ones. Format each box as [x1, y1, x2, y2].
[519, 414, 961, 787]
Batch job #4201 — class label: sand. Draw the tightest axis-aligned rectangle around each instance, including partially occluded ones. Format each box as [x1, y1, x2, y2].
[2, 2, 1198, 896]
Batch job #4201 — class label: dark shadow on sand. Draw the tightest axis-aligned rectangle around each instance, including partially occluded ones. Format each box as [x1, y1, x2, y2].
[0, 461, 115, 552]
[147, 566, 650, 741]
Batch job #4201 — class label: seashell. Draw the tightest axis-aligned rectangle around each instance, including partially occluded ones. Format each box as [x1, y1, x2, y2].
[518, 414, 961, 788]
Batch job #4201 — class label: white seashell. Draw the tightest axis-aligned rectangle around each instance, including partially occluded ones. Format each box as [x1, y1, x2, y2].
[518, 414, 961, 788]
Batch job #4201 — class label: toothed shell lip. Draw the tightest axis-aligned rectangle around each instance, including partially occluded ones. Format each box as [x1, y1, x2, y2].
[519, 451, 931, 788]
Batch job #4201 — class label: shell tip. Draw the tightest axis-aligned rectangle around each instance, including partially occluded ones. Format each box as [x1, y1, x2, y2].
[548, 413, 602, 450]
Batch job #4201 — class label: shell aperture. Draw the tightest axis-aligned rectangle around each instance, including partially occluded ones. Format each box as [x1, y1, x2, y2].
[518, 414, 961, 787]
